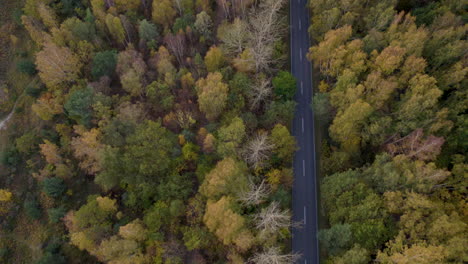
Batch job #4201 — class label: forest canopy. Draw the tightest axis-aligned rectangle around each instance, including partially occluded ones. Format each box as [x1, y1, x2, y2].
[308, 0, 467, 263]
[0, 0, 297, 263]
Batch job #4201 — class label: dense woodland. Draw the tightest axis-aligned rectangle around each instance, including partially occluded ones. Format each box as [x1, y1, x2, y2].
[308, 0, 467, 263]
[0, 0, 300, 263]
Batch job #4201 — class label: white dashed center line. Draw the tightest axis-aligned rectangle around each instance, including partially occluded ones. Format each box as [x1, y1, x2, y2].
[301, 81, 303, 95]
[299, 48, 302, 61]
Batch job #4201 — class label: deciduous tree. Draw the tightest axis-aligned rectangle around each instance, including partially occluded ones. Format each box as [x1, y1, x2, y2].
[270, 124, 297, 162]
[203, 196, 253, 251]
[216, 117, 246, 157]
[204, 45, 225, 72]
[35, 41, 82, 89]
[71, 126, 103, 175]
[195, 72, 228, 121]
[152, 0, 176, 29]
[200, 158, 249, 199]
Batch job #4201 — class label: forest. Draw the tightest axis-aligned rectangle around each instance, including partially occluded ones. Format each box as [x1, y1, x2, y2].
[308, 0, 467, 263]
[0, 0, 299, 263]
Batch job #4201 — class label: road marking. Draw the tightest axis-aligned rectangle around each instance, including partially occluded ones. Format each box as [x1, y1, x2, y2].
[302, 117, 304, 133]
[304, 206, 307, 224]
[302, 160, 305, 176]
[300, 48, 302, 61]
[305, 260, 307, 264]
[299, 20, 302, 30]
[301, 81, 303, 95]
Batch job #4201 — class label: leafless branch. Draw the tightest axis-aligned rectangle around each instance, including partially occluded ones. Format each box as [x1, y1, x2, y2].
[243, 133, 274, 168]
[249, 247, 301, 264]
[239, 179, 270, 206]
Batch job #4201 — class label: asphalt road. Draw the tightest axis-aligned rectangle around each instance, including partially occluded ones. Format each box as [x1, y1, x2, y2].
[290, 0, 320, 263]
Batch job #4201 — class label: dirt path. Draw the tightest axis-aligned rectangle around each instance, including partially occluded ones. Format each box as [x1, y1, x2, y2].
[0, 103, 16, 130]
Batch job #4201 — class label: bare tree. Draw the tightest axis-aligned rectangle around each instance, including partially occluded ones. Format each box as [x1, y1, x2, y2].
[247, 0, 287, 72]
[243, 132, 274, 168]
[385, 128, 445, 161]
[172, 0, 183, 15]
[249, 75, 272, 110]
[217, 0, 231, 19]
[239, 179, 270, 206]
[218, 18, 249, 56]
[120, 15, 136, 45]
[249, 247, 301, 264]
[164, 32, 187, 65]
[254, 202, 291, 234]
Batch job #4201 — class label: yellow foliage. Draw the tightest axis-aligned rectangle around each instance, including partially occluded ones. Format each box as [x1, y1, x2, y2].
[96, 196, 118, 212]
[119, 219, 148, 241]
[204, 196, 254, 251]
[39, 139, 62, 165]
[71, 231, 95, 251]
[0, 189, 12, 202]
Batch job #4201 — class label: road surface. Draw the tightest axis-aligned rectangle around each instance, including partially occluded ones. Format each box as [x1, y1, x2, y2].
[290, 0, 320, 263]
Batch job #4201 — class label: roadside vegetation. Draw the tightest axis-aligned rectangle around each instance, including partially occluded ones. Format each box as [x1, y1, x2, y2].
[0, 0, 299, 263]
[308, 0, 467, 263]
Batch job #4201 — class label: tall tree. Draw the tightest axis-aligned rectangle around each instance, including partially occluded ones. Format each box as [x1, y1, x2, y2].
[195, 72, 228, 121]
[203, 196, 254, 251]
[200, 158, 249, 199]
[35, 41, 82, 89]
[204, 45, 225, 72]
[152, 0, 176, 29]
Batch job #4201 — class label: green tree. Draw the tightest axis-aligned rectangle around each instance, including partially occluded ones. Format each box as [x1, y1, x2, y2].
[36, 253, 67, 264]
[48, 207, 67, 223]
[122, 120, 177, 184]
[143, 201, 171, 234]
[216, 117, 246, 157]
[69, 196, 117, 252]
[319, 224, 353, 256]
[261, 100, 296, 127]
[270, 124, 297, 162]
[16, 131, 39, 155]
[332, 244, 370, 264]
[329, 99, 373, 154]
[24, 197, 42, 220]
[194, 11, 213, 40]
[173, 14, 195, 33]
[182, 226, 212, 250]
[17, 59, 37, 75]
[42, 178, 66, 198]
[145, 81, 174, 114]
[272, 71, 296, 100]
[138, 19, 159, 42]
[64, 86, 94, 126]
[91, 50, 117, 80]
